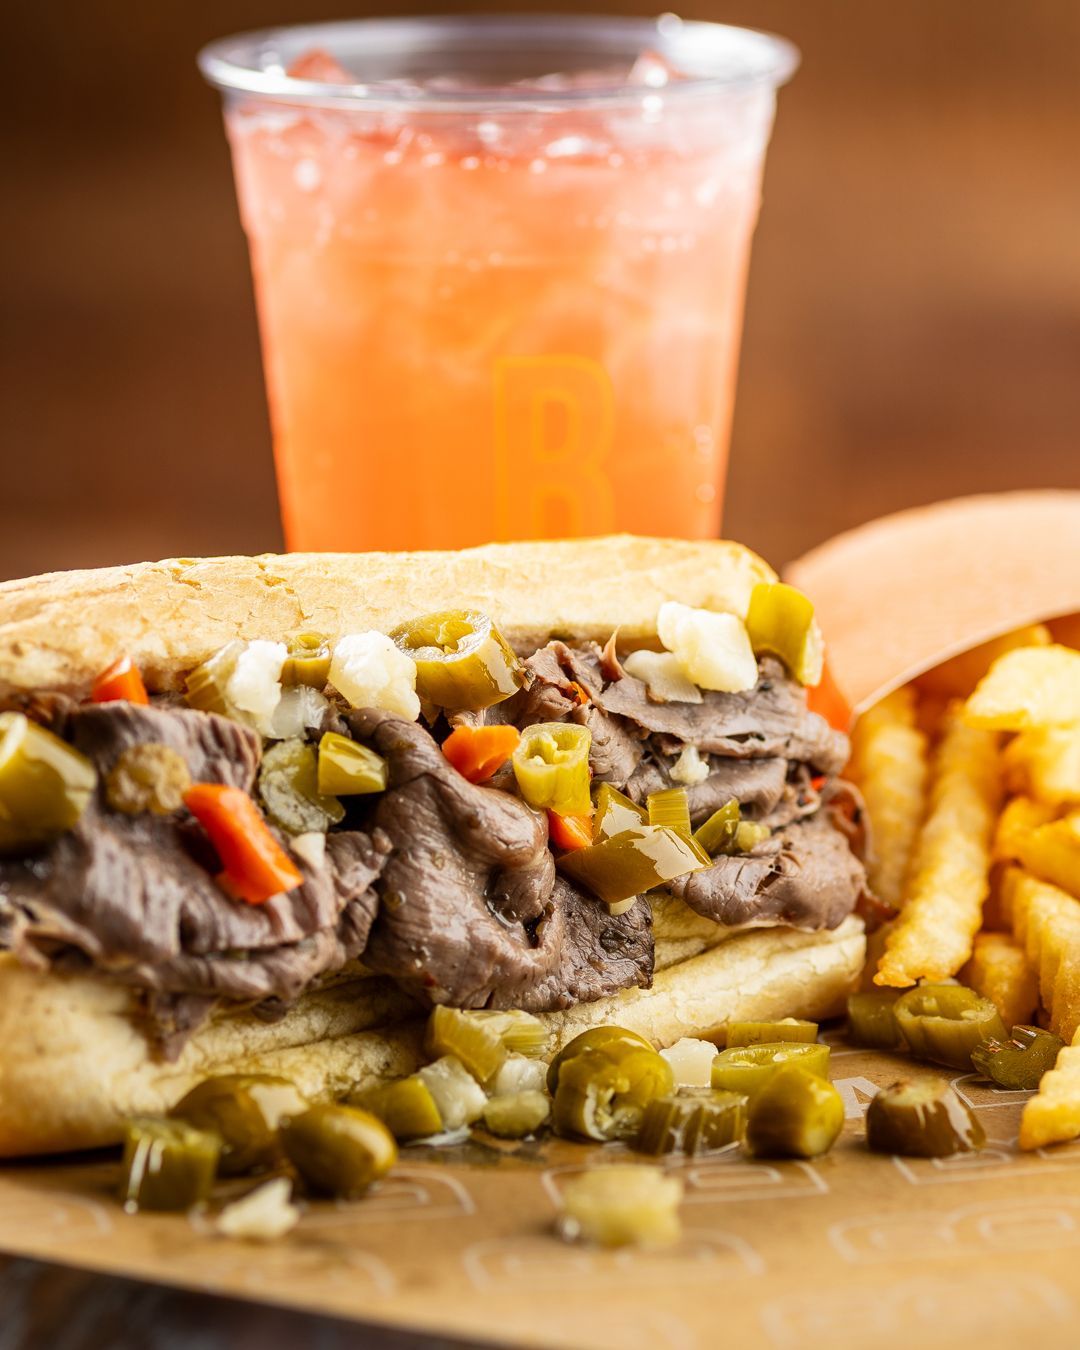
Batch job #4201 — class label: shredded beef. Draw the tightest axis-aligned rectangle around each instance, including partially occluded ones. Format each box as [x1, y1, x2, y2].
[349, 708, 653, 1010]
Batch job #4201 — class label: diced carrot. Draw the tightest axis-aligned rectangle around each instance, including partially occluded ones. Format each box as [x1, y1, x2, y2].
[91, 655, 149, 706]
[442, 724, 521, 784]
[184, 783, 303, 905]
[548, 810, 594, 852]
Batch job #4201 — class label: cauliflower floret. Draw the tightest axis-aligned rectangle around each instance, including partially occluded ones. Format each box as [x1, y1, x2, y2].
[622, 650, 703, 704]
[225, 640, 287, 726]
[660, 1037, 718, 1087]
[669, 745, 710, 786]
[657, 602, 757, 694]
[329, 632, 420, 720]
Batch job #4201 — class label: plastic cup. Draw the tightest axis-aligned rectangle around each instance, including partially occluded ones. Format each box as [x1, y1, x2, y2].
[199, 15, 797, 551]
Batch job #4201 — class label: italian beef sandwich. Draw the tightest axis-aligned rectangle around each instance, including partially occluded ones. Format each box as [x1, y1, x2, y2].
[0, 536, 867, 1155]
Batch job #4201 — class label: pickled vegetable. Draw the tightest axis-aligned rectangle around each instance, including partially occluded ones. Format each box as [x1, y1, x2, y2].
[847, 990, 905, 1051]
[280, 1104, 397, 1198]
[170, 1074, 307, 1175]
[351, 1076, 444, 1141]
[557, 825, 707, 910]
[105, 743, 191, 816]
[259, 739, 344, 835]
[711, 1042, 831, 1098]
[512, 722, 592, 817]
[725, 1019, 818, 1048]
[971, 1025, 1064, 1091]
[866, 1078, 985, 1157]
[417, 1056, 487, 1129]
[316, 732, 388, 796]
[734, 821, 770, 852]
[552, 1043, 673, 1142]
[745, 582, 825, 687]
[693, 799, 740, 856]
[490, 1054, 548, 1098]
[281, 632, 332, 689]
[185, 641, 243, 717]
[647, 786, 691, 838]
[635, 1089, 747, 1155]
[894, 984, 1007, 1069]
[481, 1091, 551, 1139]
[121, 1117, 221, 1213]
[390, 610, 525, 710]
[426, 1005, 507, 1083]
[746, 1065, 844, 1158]
[594, 783, 648, 840]
[0, 712, 97, 854]
[557, 1166, 682, 1248]
[660, 1037, 720, 1087]
[547, 1026, 655, 1095]
[470, 1009, 550, 1058]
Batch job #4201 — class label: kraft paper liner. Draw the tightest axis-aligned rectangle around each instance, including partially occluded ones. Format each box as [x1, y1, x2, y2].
[1, 1046, 1080, 1349]
[785, 490, 1080, 714]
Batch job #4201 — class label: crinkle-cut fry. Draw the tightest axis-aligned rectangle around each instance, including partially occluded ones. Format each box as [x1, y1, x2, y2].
[993, 796, 1059, 863]
[964, 645, 1080, 731]
[1004, 726, 1080, 807]
[918, 625, 1051, 702]
[874, 707, 1001, 987]
[1018, 813, 1080, 902]
[1019, 1045, 1080, 1151]
[960, 931, 1038, 1031]
[849, 687, 929, 909]
[1001, 867, 1080, 1038]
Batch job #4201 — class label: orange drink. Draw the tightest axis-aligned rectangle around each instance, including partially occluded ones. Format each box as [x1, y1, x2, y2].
[200, 17, 797, 550]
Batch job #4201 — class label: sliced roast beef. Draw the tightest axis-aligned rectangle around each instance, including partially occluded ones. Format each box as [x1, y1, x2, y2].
[667, 809, 866, 931]
[625, 755, 791, 824]
[0, 704, 386, 1018]
[349, 708, 652, 1010]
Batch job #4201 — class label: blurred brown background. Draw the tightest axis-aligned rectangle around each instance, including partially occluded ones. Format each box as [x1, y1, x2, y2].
[4, 1, 1079, 581]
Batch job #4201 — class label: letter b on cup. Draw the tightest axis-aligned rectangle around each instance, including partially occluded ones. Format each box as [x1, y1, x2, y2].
[493, 356, 616, 538]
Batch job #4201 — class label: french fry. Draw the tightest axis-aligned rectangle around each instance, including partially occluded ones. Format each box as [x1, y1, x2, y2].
[1004, 726, 1080, 807]
[964, 645, 1080, 731]
[917, 624, 1051, 701]
[993, 795, 1059, 862]
[1001, 867, 1080, 1038]
[848, 687, 929, 908]
[960, 931, 1038, 1030]
[1018, 812, 1080, 901]
[875, 706, 1001, 987]
[1018, 1045, 1080, 1151]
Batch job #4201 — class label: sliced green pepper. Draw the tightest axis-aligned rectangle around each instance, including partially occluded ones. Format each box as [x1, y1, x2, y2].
[512, 722, 592, 816]
[734, 821, 770, 852]
[693, 799, 740, 856]
[426, 1005, 507, 1083]
[121, 1117, 221, 1212]
[0, 712, 97, 854]
[647, 787, 691, 838]
[594, 784, 648, 840]
[557, 825, 707, 909]
[635, 1089, 747, 1156]
[170, 1074, 308, 1176]
[866, 1079, 985, 1157]
[847, 990, 905, 1051]
[390, 610, 525, 710]
[280, 1104, 397, 1198]
[547, 1026, 654, 1095]
[745, 1065, 844, 1158]
[726, 1019, 818, 1048]
[316, 732, 388, 796]
[711, 1042, 831, 1098]
[350, 1076, 444, 1141]
[259, 739, 344, 835]
[745, 582, 824, 686]
[894, 984, 1007, 1070]
[971, 1025, 1064, 1091]
[281, 632, 332, 689]
[553, 1044, 674, 1142]
[106, 743, 191, 817]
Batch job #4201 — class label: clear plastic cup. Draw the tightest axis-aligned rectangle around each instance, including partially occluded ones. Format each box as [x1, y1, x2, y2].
[199, 15, 798, 551]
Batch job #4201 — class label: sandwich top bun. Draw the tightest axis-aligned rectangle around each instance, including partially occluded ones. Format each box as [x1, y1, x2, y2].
[0, 536, 773, 698]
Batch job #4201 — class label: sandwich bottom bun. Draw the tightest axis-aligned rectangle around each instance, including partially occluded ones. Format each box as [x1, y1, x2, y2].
[0, 918, 864, 1157]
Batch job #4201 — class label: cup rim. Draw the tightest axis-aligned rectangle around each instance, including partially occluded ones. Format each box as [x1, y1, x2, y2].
[197, 13, 799, 113]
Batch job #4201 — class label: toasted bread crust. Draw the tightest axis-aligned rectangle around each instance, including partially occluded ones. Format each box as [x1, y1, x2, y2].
[0, 536, 773, 698]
